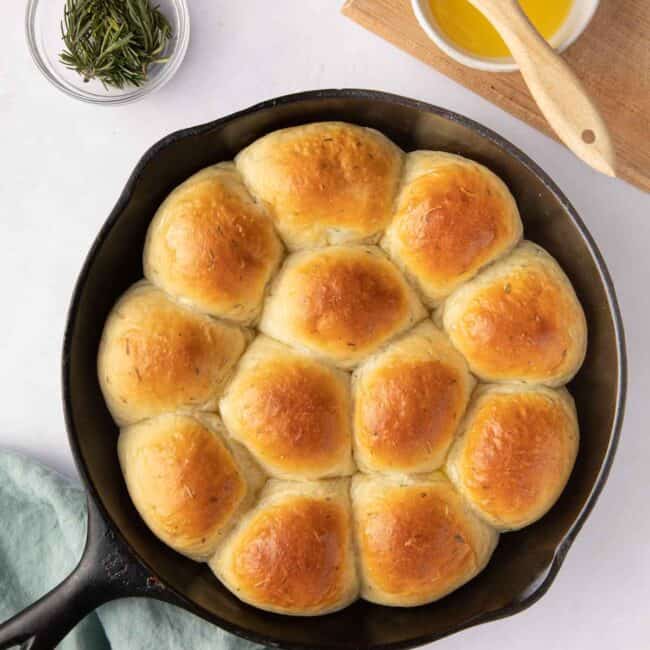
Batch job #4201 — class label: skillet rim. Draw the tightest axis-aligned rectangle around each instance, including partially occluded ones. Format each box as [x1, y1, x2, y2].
[61, 88, 627, 650]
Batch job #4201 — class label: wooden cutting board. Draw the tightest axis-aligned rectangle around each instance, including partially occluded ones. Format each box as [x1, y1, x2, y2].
[342, 0, 650, 192]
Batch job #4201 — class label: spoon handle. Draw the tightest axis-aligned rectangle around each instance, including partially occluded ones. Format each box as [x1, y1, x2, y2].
[468, 0, 616, 177]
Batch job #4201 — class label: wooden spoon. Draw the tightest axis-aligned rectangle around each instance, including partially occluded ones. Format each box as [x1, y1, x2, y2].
[467, 0, 616, 177]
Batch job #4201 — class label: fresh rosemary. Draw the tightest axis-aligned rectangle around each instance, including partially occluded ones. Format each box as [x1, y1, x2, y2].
[60, 0, 173, 89]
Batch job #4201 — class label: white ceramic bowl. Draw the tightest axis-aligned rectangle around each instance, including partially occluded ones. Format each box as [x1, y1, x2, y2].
[412, 0, 600, 72]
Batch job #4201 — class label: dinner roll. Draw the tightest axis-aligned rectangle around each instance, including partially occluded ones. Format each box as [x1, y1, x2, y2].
[352, 321, 474, 474]
[441, 241, 587, 385]
[98, 282, 248, 425]
[259, 246, 425, 368]
[351, 473, 497, 607]
[220, 336, 354, 479]
[236, 122, 403, 250]
[143, 163, 283, 324]
[382, 151, 522, 305]
[446, 384, 579, 531]
[118, 413, 264, 561]
[211, 479, 358, 615]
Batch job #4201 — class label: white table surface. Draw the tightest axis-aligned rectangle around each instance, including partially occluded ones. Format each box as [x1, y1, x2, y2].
[1, 1, 649, 648]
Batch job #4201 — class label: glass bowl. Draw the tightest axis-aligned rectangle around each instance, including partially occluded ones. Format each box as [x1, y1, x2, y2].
[25, 0, 190, 105]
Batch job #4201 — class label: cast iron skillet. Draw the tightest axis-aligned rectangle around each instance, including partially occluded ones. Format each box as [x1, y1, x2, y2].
[0, 90, 626, 650]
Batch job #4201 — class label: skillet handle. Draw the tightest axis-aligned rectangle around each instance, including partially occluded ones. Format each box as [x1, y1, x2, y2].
[0, 497, 171, 650]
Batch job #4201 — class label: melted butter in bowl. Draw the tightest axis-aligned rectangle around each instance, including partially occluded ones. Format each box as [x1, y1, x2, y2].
[412, 0, 600, 72]
[428, 0, 573, 59]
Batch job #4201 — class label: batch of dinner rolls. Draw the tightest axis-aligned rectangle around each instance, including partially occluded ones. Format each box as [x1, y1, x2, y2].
[98, 122, 586, 616]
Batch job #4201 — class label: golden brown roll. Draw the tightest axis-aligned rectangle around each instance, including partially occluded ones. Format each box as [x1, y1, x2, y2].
[352, 321, 474, 474]
[235, 122, 403, 250]
[118, 413, 265, 561]
[211, 479, 358, 615]
[441, 241, 587, 385]
[98, 282, 248, 425]
[382, 151, 522, 305]
[220, 336, 354, 479]
[446, 384, 579, 531]
[143, 163, 283, 324]
[259, 246, 425, 368]
[351, 473, 498, 607]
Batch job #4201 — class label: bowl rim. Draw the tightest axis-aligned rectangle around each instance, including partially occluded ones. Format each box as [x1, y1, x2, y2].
[62, 88, 627, 649]
[24, 0, 191, 105]
[411, 0, 601, 73]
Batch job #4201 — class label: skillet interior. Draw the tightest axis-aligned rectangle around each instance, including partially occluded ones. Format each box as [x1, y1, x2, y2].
[63, 90, 625, 649]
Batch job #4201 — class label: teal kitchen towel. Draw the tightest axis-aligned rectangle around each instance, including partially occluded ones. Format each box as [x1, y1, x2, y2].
[0, 450, 264, 649]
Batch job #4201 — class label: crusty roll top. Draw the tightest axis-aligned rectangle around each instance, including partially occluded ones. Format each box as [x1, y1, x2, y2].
[212, 479, 358, 615]
[260, 245, 425, 368]
[382, 152, 522, 304]
[442, 241, 587, 385]
[236, 122, 404, 250]
[351, 473, 498, 607]
[220, 336, 353, 479]
[353, 321, 474, 473]
[98, 282, 248, 425]
[143, 163, 283, 323]
[446, 385, 579, 530]
[118, 414, 263, 560]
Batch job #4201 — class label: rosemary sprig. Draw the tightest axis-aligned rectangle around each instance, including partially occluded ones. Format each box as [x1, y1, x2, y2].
[60, 0, 173, 89]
